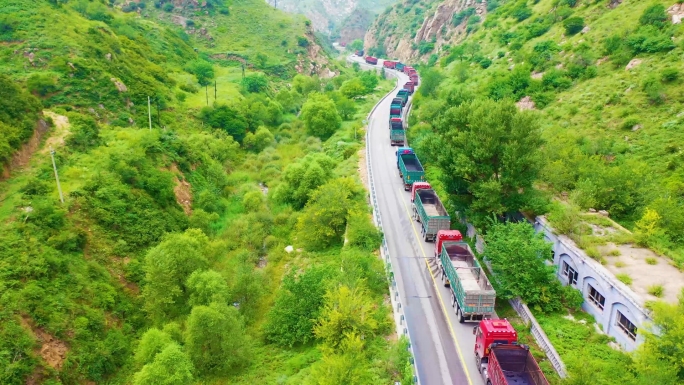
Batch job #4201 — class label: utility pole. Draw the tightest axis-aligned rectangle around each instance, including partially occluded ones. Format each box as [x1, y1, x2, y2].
[214, 80, 217, 101]
[241, 63, 245, 79]
[147, 96, 152, 130]
[50, 148, 64, 204]
[205, 85, 209, 106]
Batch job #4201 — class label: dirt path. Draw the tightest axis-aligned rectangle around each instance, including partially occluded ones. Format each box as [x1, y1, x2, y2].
[40, 111, 70, 154]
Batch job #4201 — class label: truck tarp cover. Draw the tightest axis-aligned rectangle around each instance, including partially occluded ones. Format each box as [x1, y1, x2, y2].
[402, 157, 423, 172]
[492, 346, 547, 385]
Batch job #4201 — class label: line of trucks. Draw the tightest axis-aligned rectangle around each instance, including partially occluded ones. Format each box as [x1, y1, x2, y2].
[383, 62, 550, 385]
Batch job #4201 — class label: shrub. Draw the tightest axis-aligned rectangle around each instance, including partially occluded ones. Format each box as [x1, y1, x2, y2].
[661, 68, 679, 83]
[648, 284, 664, 297]
[346, 211, 382, 252]
[512, 6, 532, 22]
[645, 257, 658, 265]
[563, 17, 584, 36]
[180, 83, 198, 93]
[162, 3, 174, 12]
[626, 26, 676, 54]
[297, 36, 309, 47]
[642, 76, 666, 105]
[27, 74, 58, 96]
[479, 57, 492, 69]
[621, 116, 640, 130]
[607, 249, 621, 257]
[616, 273, 632, 285]
[639, 4, 668, 29]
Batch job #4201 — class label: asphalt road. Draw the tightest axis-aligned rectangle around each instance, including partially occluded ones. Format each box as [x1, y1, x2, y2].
[351, 56, 486, 385]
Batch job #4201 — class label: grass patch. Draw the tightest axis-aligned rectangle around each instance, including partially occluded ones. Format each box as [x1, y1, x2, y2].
[607, 249, 621, 256]
[645, 257, 658, 265]
[616, 273, 633, 285]
[614, 260, 626, 268]
[648, 284, 664, 298]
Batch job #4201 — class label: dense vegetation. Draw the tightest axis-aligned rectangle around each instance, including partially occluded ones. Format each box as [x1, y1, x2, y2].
[0, 1, 412, 384]
[369, 0, 684, 382]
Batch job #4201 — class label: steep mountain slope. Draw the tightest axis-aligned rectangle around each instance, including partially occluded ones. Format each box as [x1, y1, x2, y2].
[270, 0, 397, 33]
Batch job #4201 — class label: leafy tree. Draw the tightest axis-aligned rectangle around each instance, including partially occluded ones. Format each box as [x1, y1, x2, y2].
[512, 5, 532, 21]
[563, 17, 585, 35]
[132, 343, 194, 385]
[134, 328, 174, 366]
[335, 97, 357, 120]
[314, 285, 380, 351]
[186, 60, 214, 87]
[264, 266, 334, 347]
[186, 270, 230, 307]
[305, 334, 377, 385]
[293, 74, 320, 95]
[275, 89, 300, 112]
[419, 68, 443, 97]
[185, 303, 251, 375]
[485, 222, 561, 312]
[142, 229, 210, 322]
[359, 72, 379, 93]
[199, 104, 249, 143]
[639, 4, 669, 29]
[300, 93, 341, 140]
[273, 153, 336, 208]
[434, 99, 545, 226]
[296, 178, 363, 250]
[349, 39, 364, 51]
[339, 78, 366, 99]
[243, 126, 274, 152]
[229, 264, 266, 322]
[241, 74, 269, 93]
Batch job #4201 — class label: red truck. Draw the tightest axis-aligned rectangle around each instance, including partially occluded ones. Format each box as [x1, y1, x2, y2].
[404, 81, 415, 94]
[383, 60, 396, 69]
[404, 66, 416, 75]
[365, 56, 378, 65]
[474, 319, 549, 385]
[410, 73, 419, 85]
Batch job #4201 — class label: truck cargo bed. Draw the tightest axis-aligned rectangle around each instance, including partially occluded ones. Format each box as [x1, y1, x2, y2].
[450, 259, 480, 291]
[424, 204, 440, 216]
[403, 158, 423, 171]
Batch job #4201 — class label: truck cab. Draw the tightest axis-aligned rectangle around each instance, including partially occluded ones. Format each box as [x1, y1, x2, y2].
[410, 182, 431, 202]
[473, 319, 518, 368]
[434, 230, 463, 258]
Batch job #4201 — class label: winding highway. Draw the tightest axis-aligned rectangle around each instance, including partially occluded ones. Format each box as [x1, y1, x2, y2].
[352, 56, 486, 385]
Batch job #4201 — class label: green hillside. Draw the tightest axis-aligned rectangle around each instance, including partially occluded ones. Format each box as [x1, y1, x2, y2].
[0, 1, 411, 384]
[373, 0, 684, 383]
[405, 0, 684, 263]
[273, 0, 397, 32]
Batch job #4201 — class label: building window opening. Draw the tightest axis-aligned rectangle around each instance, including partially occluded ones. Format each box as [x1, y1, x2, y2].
[588, 285, 605, 311]
[617, 311, 637, 341]
[562, 261, 578, 286]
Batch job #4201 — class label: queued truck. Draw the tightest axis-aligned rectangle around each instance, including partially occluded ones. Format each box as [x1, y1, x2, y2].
[389, 118, 405, 146]
[355, 49, 364, 56]
[390, 98, 403, 119]
[383, 60, 397, 69]
[410, 73, 419, 85]
[473, 319, 549, 385]
[411, 183, 450, 242]
[436, 230, 496, 323]
[396, 89, 409, 106]
[404, 81, 415, 94]
[395, 62, 405, 71]
[396, 147, 425, 190]
[365, 56, 378, 65]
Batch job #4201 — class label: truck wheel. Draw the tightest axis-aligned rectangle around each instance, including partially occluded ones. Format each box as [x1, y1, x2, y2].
[476, 354, 481, 373]
[424, 233, 428, 242]
[459, 311, 465, 324]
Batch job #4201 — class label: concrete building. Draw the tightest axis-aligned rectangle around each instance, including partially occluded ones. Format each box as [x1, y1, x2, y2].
[534, 217, 649, 351]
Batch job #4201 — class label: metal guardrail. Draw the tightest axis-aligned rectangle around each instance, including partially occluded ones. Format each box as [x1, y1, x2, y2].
[509, 298, 569, 378]
[362, 63, 420, 385]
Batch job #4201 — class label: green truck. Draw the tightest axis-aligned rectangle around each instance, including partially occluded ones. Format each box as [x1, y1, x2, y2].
[411, 183, 450, 242]
[435, 230, 496, 323]
[396, 89, 409, 106]
[396, 147, 425, 190]
[389, 118, 405, 146]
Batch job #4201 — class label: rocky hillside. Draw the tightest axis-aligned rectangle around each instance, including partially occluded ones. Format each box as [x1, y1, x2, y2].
[270, 0, 396, 34]
[365, 0, 487, 61]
